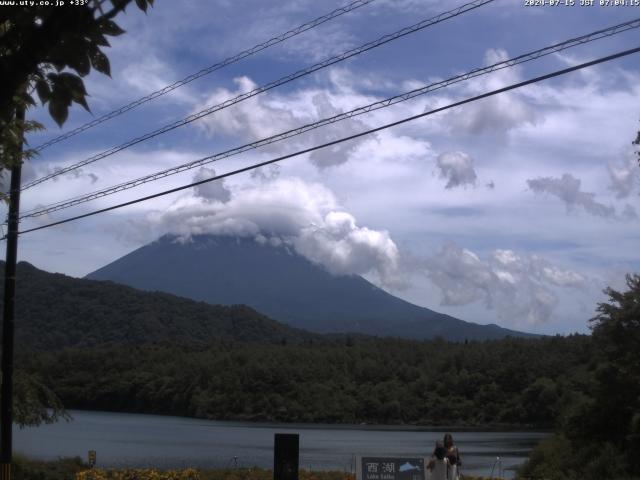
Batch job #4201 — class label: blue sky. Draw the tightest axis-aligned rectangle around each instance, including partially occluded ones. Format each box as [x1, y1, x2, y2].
[8, 0, 640, 335]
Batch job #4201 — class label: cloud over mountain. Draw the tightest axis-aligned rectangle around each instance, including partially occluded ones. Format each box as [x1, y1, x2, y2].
[146, 176, 403, 287]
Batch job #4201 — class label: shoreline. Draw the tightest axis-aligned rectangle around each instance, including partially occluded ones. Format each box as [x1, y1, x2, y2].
[53, 408, 554, 433]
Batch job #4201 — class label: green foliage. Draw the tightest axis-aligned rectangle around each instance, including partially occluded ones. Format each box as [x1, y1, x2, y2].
[0, 0, 154, 173]
[518, 435, 579, 480]
[0, 367, 67, 427]
[518, 275, 640, 480]
[12, 371, 69, 427]
[18, 334, 592, 427]
[12, 454, 86, 480]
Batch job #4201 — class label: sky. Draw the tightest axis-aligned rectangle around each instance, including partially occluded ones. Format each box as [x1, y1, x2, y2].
[6, 0, 640, 335]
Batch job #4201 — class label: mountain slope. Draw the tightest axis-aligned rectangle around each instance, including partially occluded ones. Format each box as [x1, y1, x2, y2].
[0, 261, 319, 350]
[87, 234, 532, 340]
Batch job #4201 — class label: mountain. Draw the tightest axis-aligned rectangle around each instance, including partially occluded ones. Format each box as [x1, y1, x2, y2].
[87, 234, 532, 340]
[0, 261, 319, 350]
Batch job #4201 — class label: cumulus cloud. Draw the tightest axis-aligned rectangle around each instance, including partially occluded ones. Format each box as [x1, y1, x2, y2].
[195, 76, 297, 139]
[444, 48, 539, 134]
[250, 164, 281, 182]
[294, 211, 402, 286]
[192, 167, 231, 203]
[425, 241, 587, 325]
[146, 177, 403, 287]
[527, 173, 615, 218]
[192, 77, 371, 169]
[436, 151, 477, 189]
[306, 92, 368, 169]
[608, 154, 638, 199]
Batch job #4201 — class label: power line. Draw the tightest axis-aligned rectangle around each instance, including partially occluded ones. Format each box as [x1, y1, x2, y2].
[22, 0, 494, 191]
[13, 46, 640, 238]
[19, 18, 640, 220]
[31, 0, 379, 153]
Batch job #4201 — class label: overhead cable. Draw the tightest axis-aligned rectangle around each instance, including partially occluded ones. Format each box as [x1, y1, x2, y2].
[31, 0, 379, 152]
[12, 45, 640, 238]
[22, 0, 494, 190]
[19, 18, 640, 220]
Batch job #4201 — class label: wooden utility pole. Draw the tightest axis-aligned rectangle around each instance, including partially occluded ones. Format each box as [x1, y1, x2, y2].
[0, 104, 25, 480]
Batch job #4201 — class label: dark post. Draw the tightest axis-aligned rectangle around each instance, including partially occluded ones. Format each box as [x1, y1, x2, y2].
[274, 433, 299, 480]
[0, 104, 25, 480]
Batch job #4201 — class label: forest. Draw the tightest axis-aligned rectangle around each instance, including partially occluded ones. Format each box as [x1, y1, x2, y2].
[19, 335, 590, 427]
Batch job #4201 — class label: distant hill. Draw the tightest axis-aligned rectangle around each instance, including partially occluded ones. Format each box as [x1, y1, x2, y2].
[0, 261, 319, 350]
[87, 234, 533, 341]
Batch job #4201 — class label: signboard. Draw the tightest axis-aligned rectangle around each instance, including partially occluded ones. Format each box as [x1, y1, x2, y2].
[356, 456, 427, 480]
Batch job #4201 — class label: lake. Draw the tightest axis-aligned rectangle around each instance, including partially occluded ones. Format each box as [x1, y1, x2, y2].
[15, 410, 548, 478]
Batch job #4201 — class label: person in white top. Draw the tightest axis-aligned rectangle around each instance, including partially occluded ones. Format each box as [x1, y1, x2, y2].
[427, 441, 450, 480]
[443, 433, 461, 480]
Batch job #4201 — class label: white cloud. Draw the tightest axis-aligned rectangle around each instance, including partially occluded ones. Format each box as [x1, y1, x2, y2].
[192, 167, 231, 203]
[192, 75, 378, 169]
[145, 176, 403, 288]
[194, 76, 298, 139]
[435, 151, 477, 189]
[307, 92, 368, 169]
[424, 241, 587, 325]
[608, 153, 639, 199]
[250, 164, 281, 182]
[44, 166, 99, 185]
[444, 48, 539, 134]
[294, 211, 402, 287]
[527, 173, 616, 218]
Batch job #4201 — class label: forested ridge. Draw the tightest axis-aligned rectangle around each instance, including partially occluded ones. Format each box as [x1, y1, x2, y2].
[1, 261, 320, 349]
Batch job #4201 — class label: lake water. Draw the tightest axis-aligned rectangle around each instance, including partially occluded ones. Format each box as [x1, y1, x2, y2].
[15, 410, 548, 478]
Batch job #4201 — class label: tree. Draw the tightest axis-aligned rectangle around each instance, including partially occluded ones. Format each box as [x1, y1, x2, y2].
[10, 372, 68, 427]
[587, 274, 640, 470]
[0, 0, 155, 428]
[0, 0, 155, 174]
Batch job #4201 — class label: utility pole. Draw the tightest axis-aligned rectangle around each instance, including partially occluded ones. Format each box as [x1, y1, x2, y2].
[0, 103, 25, 480]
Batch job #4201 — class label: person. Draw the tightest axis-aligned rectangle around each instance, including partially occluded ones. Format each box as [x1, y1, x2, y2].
[427, 441, 449, 480]
[443, 433, 461, 480]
